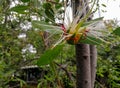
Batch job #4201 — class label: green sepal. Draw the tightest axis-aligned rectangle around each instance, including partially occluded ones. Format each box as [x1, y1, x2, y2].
[82, 17, 104, 27]
[32, 21, 63, 34]
[79, 36, 103, 45]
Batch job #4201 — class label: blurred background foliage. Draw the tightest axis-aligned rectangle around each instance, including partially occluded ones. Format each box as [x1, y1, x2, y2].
[0, 0, 120, 88]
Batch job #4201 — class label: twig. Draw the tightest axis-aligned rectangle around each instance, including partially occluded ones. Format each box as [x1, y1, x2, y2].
[54, 62, 73, 81]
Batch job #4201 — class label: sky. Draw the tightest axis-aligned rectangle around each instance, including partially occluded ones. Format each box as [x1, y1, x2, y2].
[95, 0, 120, 20]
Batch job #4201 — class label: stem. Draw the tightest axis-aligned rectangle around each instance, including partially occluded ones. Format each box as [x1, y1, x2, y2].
[50, 62, 63, 87]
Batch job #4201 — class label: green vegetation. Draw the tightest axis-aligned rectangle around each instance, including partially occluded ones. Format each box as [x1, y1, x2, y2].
[0, 0, 120, 88]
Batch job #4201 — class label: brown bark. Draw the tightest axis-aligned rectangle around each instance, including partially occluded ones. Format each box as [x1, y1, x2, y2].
[75, 44, 91, 88]
[90, 45, 97, 88]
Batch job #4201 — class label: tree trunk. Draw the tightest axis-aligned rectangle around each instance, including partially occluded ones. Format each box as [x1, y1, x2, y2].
[72, 0, 97, 88]
[90, 45, 97, 88]
[71, 0, 98, 87]
[73, 0, 92, 88]
[75, 44, 91, 88]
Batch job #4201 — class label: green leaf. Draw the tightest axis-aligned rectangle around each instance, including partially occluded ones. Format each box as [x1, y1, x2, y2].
[112, 27, 120, 36]
[32, 21, 63, 33]
[55, 0, 59, 2]
[55, 3, 62, 9]
[21, 0, 30, 3]
[82, 17, 104, 27]
[79, 36, 103, 45]
[101, 4, 107, 7]
[43, 3, 55, 22]
[37, 44, 64, 66]
[10, 5, 29, 14]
